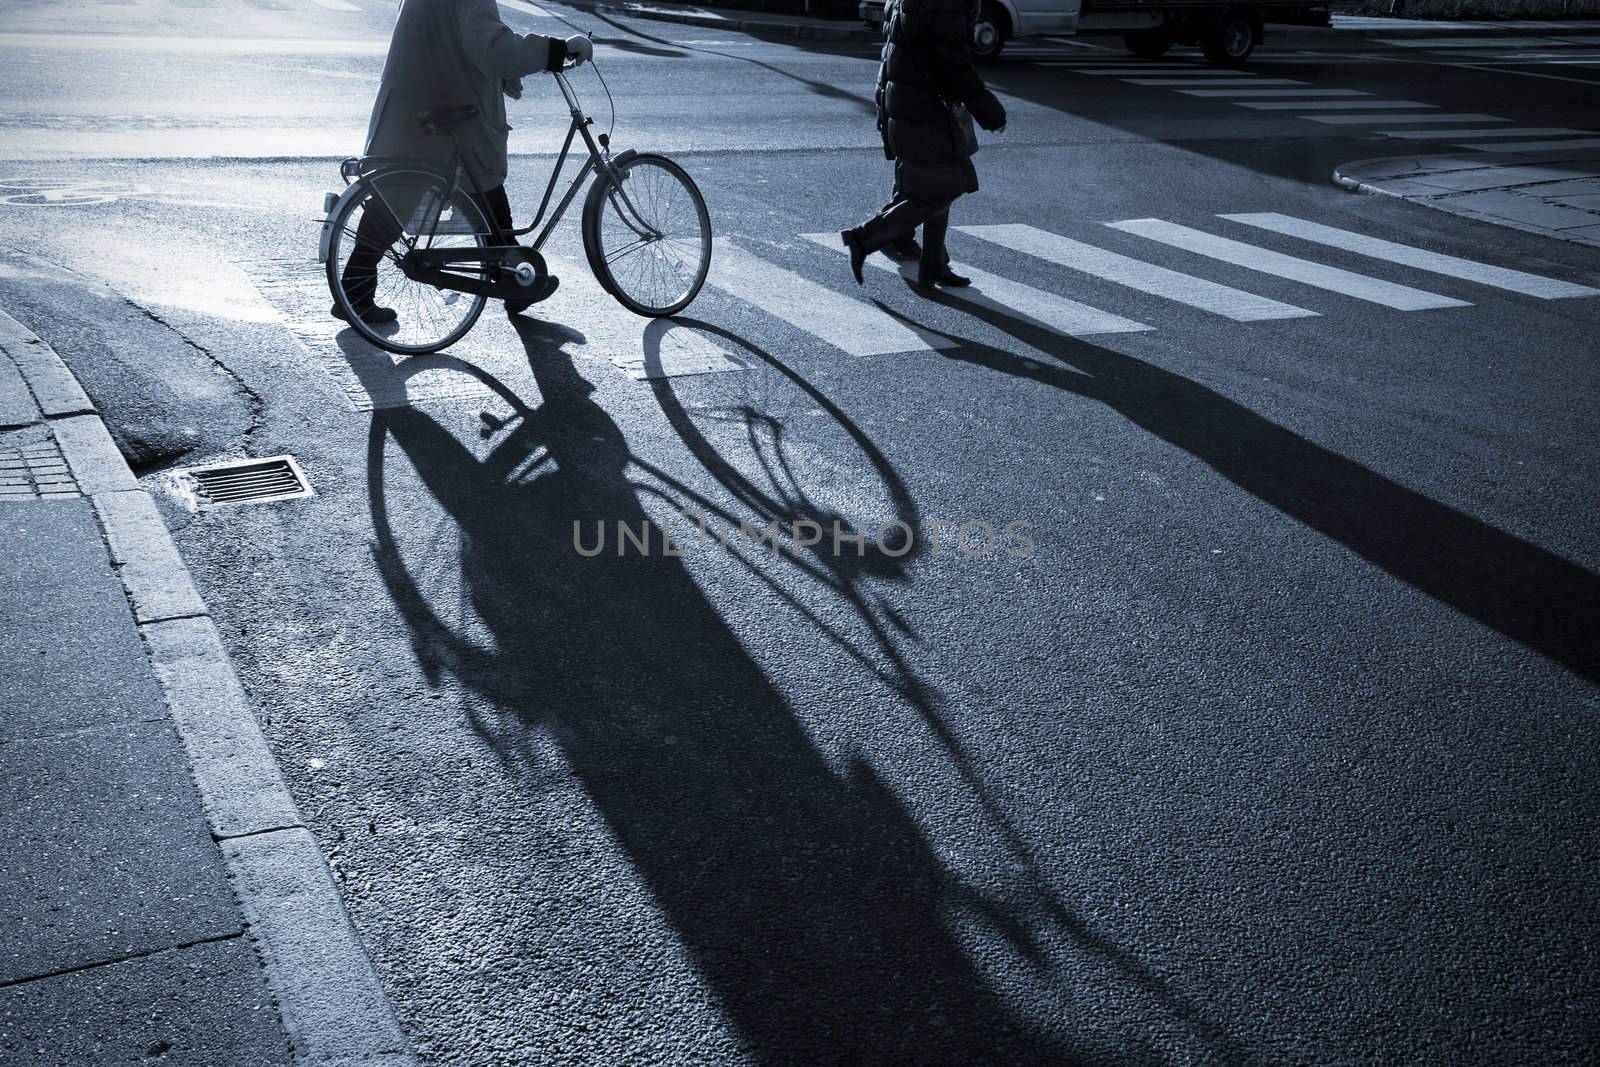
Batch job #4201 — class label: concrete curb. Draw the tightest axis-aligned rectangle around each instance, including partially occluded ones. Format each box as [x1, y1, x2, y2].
[0, 308, 415, 1066]
[1333, 155, 1600, 249]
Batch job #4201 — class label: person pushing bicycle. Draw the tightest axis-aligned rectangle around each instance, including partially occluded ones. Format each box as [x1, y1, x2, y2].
[335, 0, 595, 324]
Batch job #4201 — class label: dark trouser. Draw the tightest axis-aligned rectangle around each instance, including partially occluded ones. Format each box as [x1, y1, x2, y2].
[857, 197, 950, 271]
[342, 184, 516, 309]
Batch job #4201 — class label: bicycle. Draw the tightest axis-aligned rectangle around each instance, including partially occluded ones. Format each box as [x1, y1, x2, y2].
[318, 66, 712, 355]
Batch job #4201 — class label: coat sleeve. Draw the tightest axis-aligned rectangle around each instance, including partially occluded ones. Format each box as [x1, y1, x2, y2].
[926, 7, 1006, 130]
[457, 0, 565, 80]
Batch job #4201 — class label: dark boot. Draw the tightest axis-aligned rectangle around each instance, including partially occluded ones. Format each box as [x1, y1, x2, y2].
[506, 274, 560, 316]
[330, 301, 399, 324]
[916, 263, 971, 288]
[840, 229, 868, 286]
[887, 236, 921, 261]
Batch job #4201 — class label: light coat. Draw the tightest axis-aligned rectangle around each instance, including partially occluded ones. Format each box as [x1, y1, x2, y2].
[364, 0, 564, 189]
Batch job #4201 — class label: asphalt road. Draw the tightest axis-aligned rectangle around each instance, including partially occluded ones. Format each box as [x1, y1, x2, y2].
[3, 2, 1599, 1063]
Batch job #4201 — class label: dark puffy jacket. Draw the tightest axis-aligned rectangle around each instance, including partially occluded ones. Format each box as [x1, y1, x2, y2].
[876, 0, 1006, 204]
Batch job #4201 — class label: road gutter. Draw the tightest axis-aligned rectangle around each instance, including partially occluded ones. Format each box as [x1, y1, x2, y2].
[0, 308, 415, 1066]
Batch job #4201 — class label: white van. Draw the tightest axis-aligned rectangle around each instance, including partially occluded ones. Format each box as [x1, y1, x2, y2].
[858, 0, 1333, 65]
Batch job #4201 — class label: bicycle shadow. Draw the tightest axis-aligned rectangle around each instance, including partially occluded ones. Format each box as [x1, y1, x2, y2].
[872, 285, 1600, 685]
[341, 324, 1086, 1061]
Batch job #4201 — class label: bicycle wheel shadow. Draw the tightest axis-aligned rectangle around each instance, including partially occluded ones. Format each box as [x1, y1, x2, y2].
[341, 323, 1088, 1061]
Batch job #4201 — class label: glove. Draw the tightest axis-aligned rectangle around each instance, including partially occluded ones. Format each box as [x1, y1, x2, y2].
[564, 35, 594, 67]
[971, 90, 1006, 132]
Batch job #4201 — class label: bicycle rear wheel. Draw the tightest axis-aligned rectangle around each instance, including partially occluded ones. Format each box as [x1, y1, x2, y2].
[326, 167, 491, 354]
[582, 154, 711, 318]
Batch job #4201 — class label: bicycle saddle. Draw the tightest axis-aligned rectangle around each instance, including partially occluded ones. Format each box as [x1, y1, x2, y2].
[416, 105, 480, 135]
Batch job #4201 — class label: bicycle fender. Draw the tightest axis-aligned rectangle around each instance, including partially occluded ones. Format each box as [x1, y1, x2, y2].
[582, 149, 641, 217]
[318, 182, 367, 264]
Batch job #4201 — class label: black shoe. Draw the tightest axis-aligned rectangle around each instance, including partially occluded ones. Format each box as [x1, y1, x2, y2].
[841, 229, 867, 286]
[506, 274, 559, 316]
[916, 264, 971, 289]
[886, 238, 921, 262]
[331, 301, 398, 324]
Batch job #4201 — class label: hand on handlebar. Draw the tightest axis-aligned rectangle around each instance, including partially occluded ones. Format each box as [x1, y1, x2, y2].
[564, 34, 594, 68]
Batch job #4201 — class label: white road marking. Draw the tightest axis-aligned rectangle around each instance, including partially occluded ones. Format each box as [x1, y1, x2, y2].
[1106, 219, 1471, 311]
[711, 239, 955, 356]
[1240, 99, 1439, 110]
[958, 224, 1317, 323]
[1305, 113, 1509, 125]
[306, 0, 360, 10]
[801, 234, 1152, 338]
[1122, 77, 1306, 86]
[1458, 137, 1600, 152]
[1380, 127, 1591, 140]
[1221, 213, 1599, 300]
[1179, 88, 1371, 97]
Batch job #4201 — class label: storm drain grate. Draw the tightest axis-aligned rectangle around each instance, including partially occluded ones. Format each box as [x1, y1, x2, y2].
[181, 455, 314, 506]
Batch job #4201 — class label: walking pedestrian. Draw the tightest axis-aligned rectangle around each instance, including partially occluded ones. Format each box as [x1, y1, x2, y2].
[842, 0, 1006, 289]
[335, 0, 594, 324]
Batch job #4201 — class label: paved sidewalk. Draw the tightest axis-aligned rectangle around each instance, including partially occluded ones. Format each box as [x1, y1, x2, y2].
[0, 309, 413, 1065]
[1336, 150, 1600, 247]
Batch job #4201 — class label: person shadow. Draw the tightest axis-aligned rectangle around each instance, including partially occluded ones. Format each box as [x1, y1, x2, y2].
[874, 281, 1600, 686]
[341, 321, 1095, 1062]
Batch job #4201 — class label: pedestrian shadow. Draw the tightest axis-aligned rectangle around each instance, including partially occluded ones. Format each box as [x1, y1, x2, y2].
[873, 288, 1600, 684]
[339, 325, 1095, 1062]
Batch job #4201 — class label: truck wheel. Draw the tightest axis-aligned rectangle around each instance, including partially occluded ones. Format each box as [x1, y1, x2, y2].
[1202, 6, 1256, 67]
[1122, 28, 1172, 59]
[972, 1, 1008, 61]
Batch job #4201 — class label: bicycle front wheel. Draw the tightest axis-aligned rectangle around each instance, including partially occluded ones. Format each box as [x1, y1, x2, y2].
[327, 167, 490, 355]
[582, 154, 711, 318]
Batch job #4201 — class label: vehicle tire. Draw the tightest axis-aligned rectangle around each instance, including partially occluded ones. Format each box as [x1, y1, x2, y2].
[326, 167, 490, 355]
[582, 153, 711, 318]
[1201, 6, 1256, 67]
[971, 0, 1008, 61]
[1122, 28, 1172, 59]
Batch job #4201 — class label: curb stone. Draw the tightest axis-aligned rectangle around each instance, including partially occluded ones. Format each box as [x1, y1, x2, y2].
[0, 308, 416, 1066]
[1334, 155, 1600, 249]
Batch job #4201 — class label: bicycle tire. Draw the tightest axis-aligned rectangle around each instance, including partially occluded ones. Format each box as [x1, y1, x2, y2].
[581, 153, 711, 318]
[326, 167, 491, 355]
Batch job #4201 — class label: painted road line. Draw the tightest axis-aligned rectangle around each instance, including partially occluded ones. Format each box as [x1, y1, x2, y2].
[801, 234, 1152, 338]
[499, 0, 553, 15]
[1122, 78, 1306, 86]
[1380, 127, 1591, 140]
[1305, 113, 1509, 125]
[712, 239, 955, 356]
[1221, 213, 1599, 300]
[306, 0, 360, 9]
[1240, 100, 1439, 111]
[1178, 88, 1370, 97]
[1459, 137, 1600, 152]
[959, 224, 1317, 323]
[545, 255, 749, 379]
[1106, 219, 1471, 311]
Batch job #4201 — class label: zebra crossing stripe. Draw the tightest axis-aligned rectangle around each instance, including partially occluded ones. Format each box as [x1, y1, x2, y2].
[1380, 127, 1590, 140]
[1220, 214, 1599, 300]
[1305, 113, 1508, 125]
[800, 234, 1152, 338]
[1179, 88, 1370, 98]
[544, 256, 749, 379]
[1240, 100, 1439, 111]
[1122, 78, 1306, 86]
[1458, 137, 1600, 152]
[958, 224, 1317, 323]
[306, 0, 361, 10]
[1106, 219, 1471, 311]
[711, 239, 955, 357]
